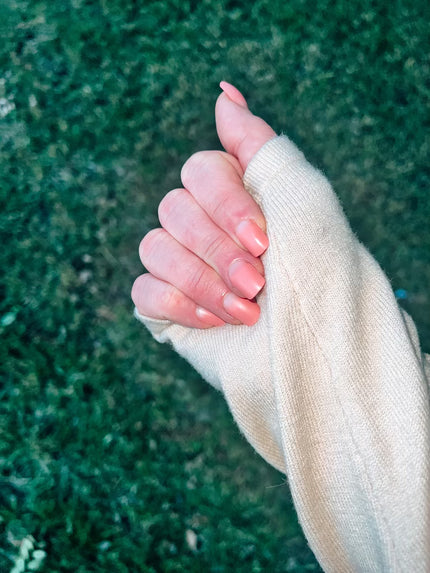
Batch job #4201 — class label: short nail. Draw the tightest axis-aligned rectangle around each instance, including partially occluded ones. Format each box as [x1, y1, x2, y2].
[223, 293, 260, 326]
[236, 220, 269, 257]
[228, 260, 265, 299]
[196, 307, 225, 327]
[219, 81, 248, 108]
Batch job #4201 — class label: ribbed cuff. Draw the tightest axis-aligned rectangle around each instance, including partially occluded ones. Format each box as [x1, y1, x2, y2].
[243, 135, 306, 198]
[134, 306, 175, 339]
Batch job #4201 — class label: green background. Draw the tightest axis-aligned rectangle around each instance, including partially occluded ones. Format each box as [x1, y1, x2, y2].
[1, 1, 429, 571]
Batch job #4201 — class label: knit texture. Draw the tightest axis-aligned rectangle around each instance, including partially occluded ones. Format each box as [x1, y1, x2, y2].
[135, 136, 430, 572]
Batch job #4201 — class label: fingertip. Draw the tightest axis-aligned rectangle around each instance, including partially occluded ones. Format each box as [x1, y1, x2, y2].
[215, 86, 276, 171]
[219, 81, 248, 108]
[131, 273, 147, 309]
[236, 220, 269, 257]
[223, 293, 261, 326]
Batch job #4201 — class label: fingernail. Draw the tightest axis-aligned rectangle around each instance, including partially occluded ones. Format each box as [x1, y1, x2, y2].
[196, 307, 225, 327]
[236, 220, 269, 257]
[228, 260, 265, 299]
[219, 81, 248, 109]
[223, 293, 260, 326]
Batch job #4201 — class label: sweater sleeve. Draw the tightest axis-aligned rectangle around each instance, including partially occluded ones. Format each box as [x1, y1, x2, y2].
[135, 136, 430, 573]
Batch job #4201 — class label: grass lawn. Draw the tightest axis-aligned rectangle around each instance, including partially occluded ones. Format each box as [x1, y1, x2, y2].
[1, 1, 429, 571]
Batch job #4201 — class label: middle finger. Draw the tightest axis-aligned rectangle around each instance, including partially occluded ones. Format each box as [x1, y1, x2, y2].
[139, 228, 260, 325]
[181, 150, 269, 258]
[158, 188, 265, 300]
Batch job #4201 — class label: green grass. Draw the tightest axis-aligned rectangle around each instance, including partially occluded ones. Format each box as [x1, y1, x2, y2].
[1, 0, 429, 571]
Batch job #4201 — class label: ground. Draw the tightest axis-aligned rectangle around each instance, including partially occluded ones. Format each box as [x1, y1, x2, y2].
[1, 1, 429, 571]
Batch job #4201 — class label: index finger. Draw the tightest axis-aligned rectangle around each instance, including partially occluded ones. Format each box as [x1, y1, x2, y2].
[181, 150, 269, 257]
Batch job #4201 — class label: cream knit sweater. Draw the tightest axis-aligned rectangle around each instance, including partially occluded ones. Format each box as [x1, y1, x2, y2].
[135, 136, 430, 572]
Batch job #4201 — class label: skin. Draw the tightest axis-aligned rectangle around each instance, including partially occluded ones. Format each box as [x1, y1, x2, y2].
[131, 82, 276, 328]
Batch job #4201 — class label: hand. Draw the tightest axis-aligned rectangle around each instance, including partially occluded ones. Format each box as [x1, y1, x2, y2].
[132, 82, 276, 328]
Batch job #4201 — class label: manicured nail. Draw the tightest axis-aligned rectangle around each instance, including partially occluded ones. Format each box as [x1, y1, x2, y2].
[219, 81, 248, 108]
[236, 220, 269, 257]
[196, 307, 225, 327]
[223, 293, 260, 326]
[228, 260, 265, 299]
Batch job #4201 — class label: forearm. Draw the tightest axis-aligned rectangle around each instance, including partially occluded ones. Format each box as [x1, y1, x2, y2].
[136, 136, 430, 571]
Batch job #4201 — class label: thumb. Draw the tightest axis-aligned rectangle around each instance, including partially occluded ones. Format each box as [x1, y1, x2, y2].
[216, 82, 276, 172]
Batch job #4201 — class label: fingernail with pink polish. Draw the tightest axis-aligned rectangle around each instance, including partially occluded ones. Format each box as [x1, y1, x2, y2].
[236, 220, 269, 257]
[228, 260, 265, 299]
[196, 307, 225, 327]
[223, 293, 260, 326]
[219, 81, 248, 109]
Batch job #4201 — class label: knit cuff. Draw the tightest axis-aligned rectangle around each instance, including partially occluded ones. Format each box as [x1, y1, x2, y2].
[243, 134, 306, 198]
[134, 306, 191, 346]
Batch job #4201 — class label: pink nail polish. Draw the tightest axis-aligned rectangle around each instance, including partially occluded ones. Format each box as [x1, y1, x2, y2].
[228, 260, 265, 299]
[219, 81, 248, 108]
[196, 307, 225, 327]
[223, 293, 260, 326]
[236, 220, 269, 257]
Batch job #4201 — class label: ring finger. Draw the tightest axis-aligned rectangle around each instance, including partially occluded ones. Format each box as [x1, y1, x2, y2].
[132, 274, 225, 328]
[139, 228, 260, 326]
[158, 188, 265, 300]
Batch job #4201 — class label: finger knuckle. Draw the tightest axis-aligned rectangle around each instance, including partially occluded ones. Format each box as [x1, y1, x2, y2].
[181, 150, 222, 187]
[131, 274, 149, 308]
[184, 264, 208, 295]
[139, 228, 165, 263]
[158, 285, 182, 314]
[202, 232, 229, 262]
[211, 192, 232, 222]
[181, 152, 206, 186]
[158, 188, 184, 226]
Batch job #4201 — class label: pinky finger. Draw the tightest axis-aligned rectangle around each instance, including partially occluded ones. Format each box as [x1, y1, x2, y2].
[131, 273, 226, 329]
